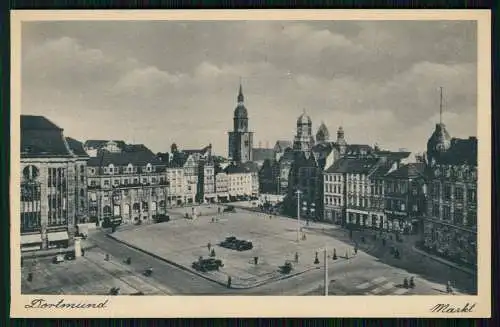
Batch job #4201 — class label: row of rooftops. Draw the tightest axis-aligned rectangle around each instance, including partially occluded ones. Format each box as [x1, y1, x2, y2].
[21, 115, 477, 180]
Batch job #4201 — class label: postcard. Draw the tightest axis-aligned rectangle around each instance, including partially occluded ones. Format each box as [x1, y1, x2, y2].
[10, 9, 491, 318]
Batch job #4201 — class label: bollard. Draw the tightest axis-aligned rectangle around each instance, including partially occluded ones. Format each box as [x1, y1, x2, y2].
[333, 249, 337, 260]
[314, 252, 320, 264]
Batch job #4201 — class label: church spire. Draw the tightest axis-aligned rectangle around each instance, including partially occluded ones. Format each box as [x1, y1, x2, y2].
[238, 79, 244, 103]
[439, 86, 443, 125]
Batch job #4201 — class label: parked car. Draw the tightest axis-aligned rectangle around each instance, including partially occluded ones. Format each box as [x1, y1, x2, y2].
[223, 206, 235, 213]
[52, 254, 65, 264]
[64, 251, 76, 261]
[153, 214, 170, 223]
[220, 236, 253, 251]
[192, 257, 224, 272]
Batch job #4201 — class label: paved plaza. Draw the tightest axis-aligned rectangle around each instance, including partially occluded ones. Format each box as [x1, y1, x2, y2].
[111, 210, 359, 288]
[21, 246, 172, 295]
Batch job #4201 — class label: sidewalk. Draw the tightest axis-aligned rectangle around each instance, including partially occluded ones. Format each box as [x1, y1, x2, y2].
[412, 246, 475, 275]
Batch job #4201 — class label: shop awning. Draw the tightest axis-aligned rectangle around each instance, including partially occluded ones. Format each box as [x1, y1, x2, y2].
[21, 234, 42, 245]
[48, 231, 69, 242]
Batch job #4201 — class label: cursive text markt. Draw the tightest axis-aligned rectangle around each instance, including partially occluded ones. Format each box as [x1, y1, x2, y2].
[430, 303, 476, 313]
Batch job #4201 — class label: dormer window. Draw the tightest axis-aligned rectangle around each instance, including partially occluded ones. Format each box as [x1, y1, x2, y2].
[109, 164, 115, 175]
[146, 163, 152, 173]
[127, 163, 133, 173]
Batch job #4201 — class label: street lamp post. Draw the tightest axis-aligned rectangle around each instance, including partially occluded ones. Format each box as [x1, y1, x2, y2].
[295, 189, 302, 242]
[324, 247, 328, 296]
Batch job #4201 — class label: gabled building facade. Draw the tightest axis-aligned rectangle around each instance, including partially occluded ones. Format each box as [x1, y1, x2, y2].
[20, 115, 88, 251]
[86, 143, 169, 226]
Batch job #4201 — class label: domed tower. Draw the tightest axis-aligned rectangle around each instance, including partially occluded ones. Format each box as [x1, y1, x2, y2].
[336, 126, 347, 154]
[228, 82, 254, 163]
[293, 109, 314, 153]
[316, 121, 330, 144]
[426, 87, 451, 166]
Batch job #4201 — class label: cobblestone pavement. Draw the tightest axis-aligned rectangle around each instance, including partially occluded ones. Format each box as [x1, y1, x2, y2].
[21, 246, 173, 295]
[111, 211, 359, 288]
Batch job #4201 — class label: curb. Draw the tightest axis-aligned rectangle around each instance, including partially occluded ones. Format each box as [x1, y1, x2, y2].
[106, 233, 323, 289]
[411, 246, 476, 276]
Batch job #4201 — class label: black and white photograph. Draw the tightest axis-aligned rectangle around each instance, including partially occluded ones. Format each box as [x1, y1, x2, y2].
[11, 10, 491, 318]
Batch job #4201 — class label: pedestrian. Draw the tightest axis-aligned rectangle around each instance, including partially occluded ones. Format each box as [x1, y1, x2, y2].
[227, 276, 232, 288]
[354, 246, 358, 255]
[81, 248, 85, 257]
[295, 252, 299, 263]
[27, 272, 33, 282]
[210, 248, 216, 257]
[207, 242, 211, 251]
[254, 256, 259, 265]
[409, 276, 415, 288]
[332, 248, 337, 260]
[314, 252, 319, 264]
[105, 253, 110, 261]
[446, 281, 453, 294]
[403, 278, 409, 289]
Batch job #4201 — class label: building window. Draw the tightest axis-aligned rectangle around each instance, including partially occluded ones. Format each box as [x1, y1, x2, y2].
[466, 210, 477, 228]
[455, 187, 464, 202]
[432, 204, 440, 218]
[113, 179, 120, 186]
[454, 208, 463, 225]
[80, 175, 84, 183]
[467, 188, 477, 205]
[80, 165, 84, 174]
[80, 189, 85, 197]
[103, 206, 112, 218]
[142, 178, 148, 184]
[442, 206, 451, 221]
[90, 180, 97, 187]
[104, 180, 110, 187]
[443, 185, 451, 201]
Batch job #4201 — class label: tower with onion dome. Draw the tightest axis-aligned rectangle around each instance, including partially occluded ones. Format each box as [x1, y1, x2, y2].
[293, 109, 315, 154]
[228, 82, 254, 163]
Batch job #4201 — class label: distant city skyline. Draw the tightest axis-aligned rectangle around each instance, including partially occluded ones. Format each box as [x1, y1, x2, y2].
[21, 20, 477, 156]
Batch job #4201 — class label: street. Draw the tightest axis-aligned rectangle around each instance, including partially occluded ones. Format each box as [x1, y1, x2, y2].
[21, 206, 476, 296]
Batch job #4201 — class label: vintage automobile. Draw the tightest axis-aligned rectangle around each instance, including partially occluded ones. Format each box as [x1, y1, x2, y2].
[223, 205, 236, 213]
[220, 236, 253, 251]
[64, 251, 76, 261]
[52, 254, 65, 264]
[192, 257, 224, 272]
[279, 261, 293, 274]
[153, 214, 171, 223]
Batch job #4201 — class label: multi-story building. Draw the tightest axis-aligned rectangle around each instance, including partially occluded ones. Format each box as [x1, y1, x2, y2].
[323, 165, 345, 224]
[86, 144, 169, 226]
[165, 165, 184, 206]
[170, 151, 198, 204]
[224, 163, 253, 201]
[215, 171, 229, 202]
[20, 115, 88, 251]
[65, 137, 90, 224]
[198, 159, 216, 203]
[243, 162, 260, 199]
[422, 119, 477, 266]
[228, 84, 254, 163]
[382, 163, 426, 234]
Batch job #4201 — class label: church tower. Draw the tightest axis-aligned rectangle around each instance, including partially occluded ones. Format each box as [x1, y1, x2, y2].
[293, 109, 314, 154]
[426, 87, 451, 166]
[336, 126, 347, 154]
[228, 83, 254, 163]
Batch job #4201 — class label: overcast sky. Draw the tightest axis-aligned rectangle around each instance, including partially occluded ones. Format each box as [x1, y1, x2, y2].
[21, 20, 477, 156]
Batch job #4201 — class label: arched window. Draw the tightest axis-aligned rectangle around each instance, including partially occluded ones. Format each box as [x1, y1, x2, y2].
[103, 205, 112, 217]
[133, 203, 140, 212]
[146, 163, 152, 172]
[123, 204, 130, 216]
[127, 163, 133, 173]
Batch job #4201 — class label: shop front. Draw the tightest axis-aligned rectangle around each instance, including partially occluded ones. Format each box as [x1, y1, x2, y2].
[21, 233, 42, 252]
[47, 230, 69, 249]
